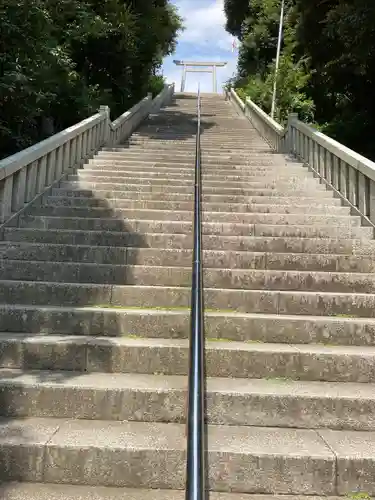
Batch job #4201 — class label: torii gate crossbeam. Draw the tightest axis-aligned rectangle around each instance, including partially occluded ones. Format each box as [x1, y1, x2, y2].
[173, 60, 227, 93]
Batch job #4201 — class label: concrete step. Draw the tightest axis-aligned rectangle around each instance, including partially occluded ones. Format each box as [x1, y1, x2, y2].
[72, 177, 326, 194]
[4, 259, 375, 293]
[251, 224, 372, 239]
[1, 368, 375, 430]
[0, 484, 346, 500]
[123, 141, 267, 150]
[96, 152, 286, 163]
[17, 216, 370, 239]
[1, 306, 375, 345]
[45, 196, 350, 216]
[26, 206, 360, 227]
[77, 168, 315, 182]
[5, 228, 375, 253]
[132, 128, 262, 134]
[80, 163, 308, 175]
[2, 334, 375, 383]
[51, 188, 343, 205]
[131, 136, 258, 144]
[134, 122, 253, 129]
[1, 281, 375, 317]
[124, 144, 268, 153]
[83, 161, 290, 173]
[2, 242, 375, 272]
[0, 416, 354, 494]
[131, 131, 260, 140]
[3, 228, 191, 248]
[98, 147, 269, 155]
[58, 181, 338, 198]
[87, 158, 293, 169]
[94, 152, 288, 165]
[69, 174, 327, 192]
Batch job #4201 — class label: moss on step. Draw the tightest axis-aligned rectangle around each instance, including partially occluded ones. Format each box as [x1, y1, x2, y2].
[92, 304, 188, 311]
[347, 493, 372, 500]
[264, 376, 294, 382]
[91, 304, 234, 313]
[331, 313, 359, 318]
[206, 337, 233, 342]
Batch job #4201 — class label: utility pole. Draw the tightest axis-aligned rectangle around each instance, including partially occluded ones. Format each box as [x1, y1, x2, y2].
[271, 0, 285, 120]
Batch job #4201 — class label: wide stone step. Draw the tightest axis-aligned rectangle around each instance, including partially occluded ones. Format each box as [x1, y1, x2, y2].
[75, 170, 326, 188]
[4, 260, 375, 293]
[132, 132, 261, 138]
[129, 138, 260, 147]
[0, 484, 313, 500]
[96, 151, 284, 162]
[0, 416, 352, 494]
[2, 333, 375, 383]
[130, 125, 258, 131]
[17, 216, 369, 239]
[69, 174, 325, 191]
[0, 243, 262, 268]
[88, 156, 289, 167]
[80, 163, 307, 175]
[51, 188, 343, 205]
[13, 335, 375, 383]
[1, 306, 375, 345]
[132, 131, 258, 139]
[5, 228, 375, 253]
[124, 141, 267, 150]
[95, 151, 286, 163]
[90, 155, 290, 166]
[125, 144, 268, 153]
[3, 228, 191, 248]
[1, 281, 375, 317]
[26, 206, 359, 227]
[58, 181, 337, 198]
[0, 368, 374, 430]
[2, 242, 375, 272]
[77, 168, 314, 182]
[45, 196, 350, 216]
[252, 224, 372, 239]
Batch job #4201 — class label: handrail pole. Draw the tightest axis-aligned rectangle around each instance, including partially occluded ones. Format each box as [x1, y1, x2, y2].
[185, 86, 206, 500]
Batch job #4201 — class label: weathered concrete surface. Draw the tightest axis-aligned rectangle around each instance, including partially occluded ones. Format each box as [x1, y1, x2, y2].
[0, 484, 354, 500]
[1, 93, 375, 496]
[1, 369, 375, 430]
[0, 418, 337, 493]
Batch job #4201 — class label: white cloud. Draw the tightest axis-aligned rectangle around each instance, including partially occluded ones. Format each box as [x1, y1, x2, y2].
[177, 0, 232, 52]
[162, 0, 238, 93]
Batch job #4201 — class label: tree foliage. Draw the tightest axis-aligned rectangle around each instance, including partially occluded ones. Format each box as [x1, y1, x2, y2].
[224, 0, 375, 158]
[0, 0, 182, 158]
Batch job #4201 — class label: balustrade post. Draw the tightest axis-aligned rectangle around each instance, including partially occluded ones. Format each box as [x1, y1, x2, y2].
[99, 105, 111, 146]
[286, 113, 298, 154]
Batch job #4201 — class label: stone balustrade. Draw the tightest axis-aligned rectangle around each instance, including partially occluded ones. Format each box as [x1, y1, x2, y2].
[0, 83, 174, 224]
[230, 87, 375, 225]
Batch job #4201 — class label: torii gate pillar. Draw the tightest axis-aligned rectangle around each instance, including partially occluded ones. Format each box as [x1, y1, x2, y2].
[173, 60, 227, 93]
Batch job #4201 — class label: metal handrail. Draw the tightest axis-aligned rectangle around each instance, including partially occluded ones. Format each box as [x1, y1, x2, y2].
[185, 87, 206, 500]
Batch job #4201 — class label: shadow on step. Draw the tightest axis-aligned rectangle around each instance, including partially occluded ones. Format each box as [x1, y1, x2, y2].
[0, 186, 157, 377]
[134, 108, 216, 141]
[0, 183, 170, 481]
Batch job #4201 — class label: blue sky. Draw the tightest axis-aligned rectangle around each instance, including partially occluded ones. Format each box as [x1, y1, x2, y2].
[162, 0, 238, 93]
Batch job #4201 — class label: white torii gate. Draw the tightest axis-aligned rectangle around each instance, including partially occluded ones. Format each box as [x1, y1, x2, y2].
[173, 60, 227, 93]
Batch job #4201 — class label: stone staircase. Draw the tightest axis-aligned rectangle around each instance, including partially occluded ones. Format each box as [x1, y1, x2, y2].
[0, 92, 375, 498]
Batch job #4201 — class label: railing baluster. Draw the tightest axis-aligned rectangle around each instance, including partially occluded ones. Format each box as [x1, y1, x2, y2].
[0, 86, 175, 226]
[185, 87, 206, 500]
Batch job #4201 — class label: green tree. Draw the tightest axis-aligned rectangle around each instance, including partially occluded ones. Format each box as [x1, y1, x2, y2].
[0, 0, 183, 158]
[225, 0, 313, 123]
[224, 0, 375, 159]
